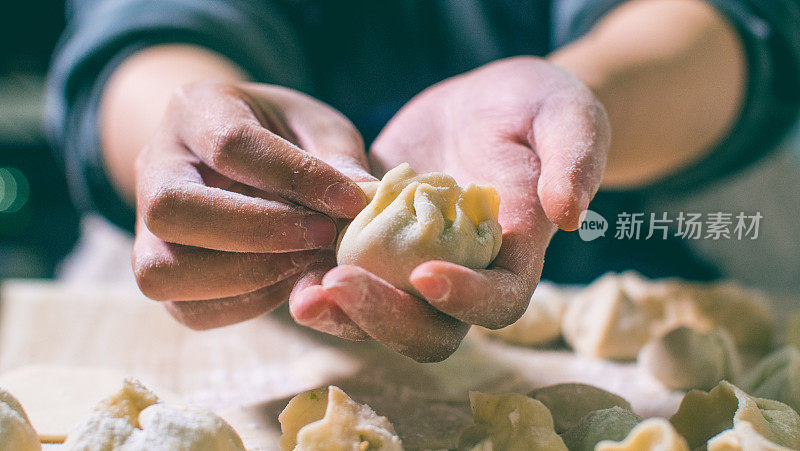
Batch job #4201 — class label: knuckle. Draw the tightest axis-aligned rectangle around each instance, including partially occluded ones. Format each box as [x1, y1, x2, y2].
[141, 184, 184, 237]
[208, 124, 254, 170]
[132, 247, 172, 301]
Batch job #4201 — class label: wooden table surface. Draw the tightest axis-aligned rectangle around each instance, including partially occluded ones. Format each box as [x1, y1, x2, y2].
[0, 280, 683, 450]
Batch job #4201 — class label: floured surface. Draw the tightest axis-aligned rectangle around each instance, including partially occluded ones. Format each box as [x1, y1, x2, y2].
[0, 280, 683, 450]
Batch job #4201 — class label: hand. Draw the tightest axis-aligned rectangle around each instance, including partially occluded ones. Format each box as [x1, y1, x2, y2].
[132, 81, 375, 329]
[289, 57, 610, 362]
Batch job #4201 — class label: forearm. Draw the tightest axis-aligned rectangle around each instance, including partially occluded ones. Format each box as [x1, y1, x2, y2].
[549, 0, 746, 189]
[99, 44, 247, 204]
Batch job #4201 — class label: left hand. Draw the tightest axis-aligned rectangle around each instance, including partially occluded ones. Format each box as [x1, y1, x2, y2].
[289, 57, 610, 362]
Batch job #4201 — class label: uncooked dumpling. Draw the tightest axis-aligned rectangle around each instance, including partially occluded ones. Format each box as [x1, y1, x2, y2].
[638, 327, 741, 391]
[687, 281, 775, 352]
[741, 346, 800, 414]
[337, 163, 502, 294]
[279, 386, 402, 451]
[559, 406, 641, 451]
[459, 391, 566, 451]
[562, 273, 651, 359]
[595, 418, 689, 451]
[64, 378, 244, 450]
[708, 421, 796, 451]
[0, 388, 40, 451]
[669, 381, 800, 450]
[527, 383, 632, 433]
[478, 282, 566, 346]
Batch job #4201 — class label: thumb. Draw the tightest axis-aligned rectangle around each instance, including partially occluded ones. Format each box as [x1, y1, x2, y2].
[531, 90, 610, 231]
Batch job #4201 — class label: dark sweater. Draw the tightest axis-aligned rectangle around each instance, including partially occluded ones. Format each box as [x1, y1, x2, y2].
[46, 0, 800, 282]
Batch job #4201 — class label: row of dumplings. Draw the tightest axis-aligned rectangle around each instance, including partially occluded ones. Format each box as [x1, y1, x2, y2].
[0, 379, 245, 450]
[279, 380, 800, 450]
[480, 273, 800, 407]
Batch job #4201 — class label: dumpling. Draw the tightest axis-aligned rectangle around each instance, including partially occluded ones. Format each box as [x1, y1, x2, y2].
[563, 272, 775, 360]
[595, 418, 689, 451]
[478, 282, 567, 346]
[787, 311, 800, 351]
[527, 383, 632, 433]
[562, 273, 652, 359]
[708, 422, 796, 451]
[559, 406, 641, 451]
[279, 386, 402, 451]
[669, 381, 800, 450]
[64, 378, 244, 450]
[459, 391, 566, 451]
[638, 327, 741, 391]
[741, 346, 800, 414]
[687, 281, 775, 352]
[337, 163, 502, 294]
[0, 388, 40, 451]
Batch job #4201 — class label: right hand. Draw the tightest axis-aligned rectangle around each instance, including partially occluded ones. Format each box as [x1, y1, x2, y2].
[132, 81, 375, 330]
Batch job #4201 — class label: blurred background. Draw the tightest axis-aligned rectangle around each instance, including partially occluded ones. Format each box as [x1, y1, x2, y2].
[0, 1, 80, 278]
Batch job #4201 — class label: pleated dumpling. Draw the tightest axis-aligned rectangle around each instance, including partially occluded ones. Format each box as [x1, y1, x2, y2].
[337, 163, 502, 294]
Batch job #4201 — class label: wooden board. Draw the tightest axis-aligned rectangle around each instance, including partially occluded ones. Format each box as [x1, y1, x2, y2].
[0, 280, 683, 450]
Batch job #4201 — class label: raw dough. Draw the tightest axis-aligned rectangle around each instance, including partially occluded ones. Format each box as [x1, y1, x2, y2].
[459, 391, 566, 451]
[708, 422, 794, 451]
[337, 163, 502, 294]
[787, 311, 800, 351]
[559, 406, 641, 451]
[279, 386, 402, 451]
[478, 282, 567, 346]
[562, 273, 651, 359]
[0, 365, 172, 443]
[638, 327, 741, 391]
[0, 387, 40, 451]
[687, 281, 775, 352]
[64, 378, 244, 450]
[562, 272, 775, 359]
[741, 346, 800, 414]
[528, 383, 632, 433]
[669, 381, 800, 450]
[595, 418, 689, 451]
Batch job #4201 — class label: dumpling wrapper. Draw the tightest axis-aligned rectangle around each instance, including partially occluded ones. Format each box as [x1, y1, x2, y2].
[64, 378, 244, 451]
[478, 282, 567, 346]
[559, 406, 641, 451]
[527, 383, 632, 433]
[279, 386, 402, 451]
[337, 163, 502, 295]
[562, 273, 651, 359]
[0, 388, 40, 451]
[741, 347, 800, 415]
[708, 422, 795, 451]
[459, 391, 566, 451]
[669, 381, 800, 450]
[638, 327, 741, 391]
[596, 418, 689, 451]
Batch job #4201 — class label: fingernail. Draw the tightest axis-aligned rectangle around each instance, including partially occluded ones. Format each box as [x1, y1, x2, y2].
[416, 273, 451, 302]
[300, 215, 336, 247]
[324, 182, 367, 216]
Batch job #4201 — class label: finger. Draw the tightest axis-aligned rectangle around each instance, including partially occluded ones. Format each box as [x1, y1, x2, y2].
[288, 252, 369, 341]
[136, 141, 337, 252]
[132, 222, 317, 301]
[412, 145, 557, 328]
[171, 82, 367, 217]
[531, 87, 610, 231]
[253, 85, 376, 183]
[321, 265, 470, 362]
[163, 275, 298, 330]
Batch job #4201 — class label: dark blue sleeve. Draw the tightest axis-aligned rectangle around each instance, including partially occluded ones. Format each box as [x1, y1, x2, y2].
[552, 0, 800, 194]
[46, 0, 308, 231]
